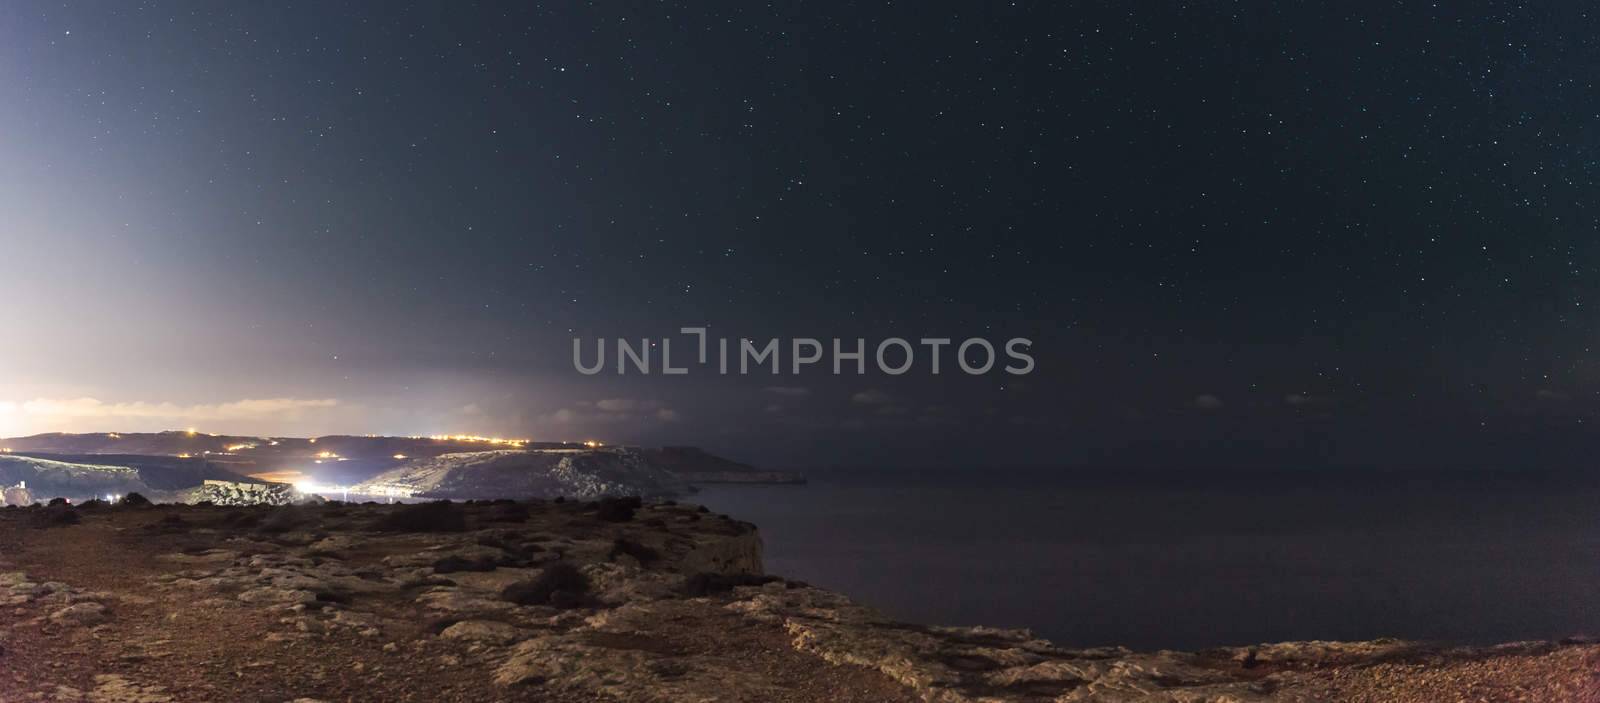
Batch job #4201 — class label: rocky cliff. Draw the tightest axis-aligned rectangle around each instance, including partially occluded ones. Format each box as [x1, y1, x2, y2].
[350, 447, 690, 500]
[0, 499, 1592, 702]
[0, 455, 150, 504]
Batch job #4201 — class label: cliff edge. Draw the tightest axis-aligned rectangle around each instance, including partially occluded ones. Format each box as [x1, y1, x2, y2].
[0, 500, 1591, 702]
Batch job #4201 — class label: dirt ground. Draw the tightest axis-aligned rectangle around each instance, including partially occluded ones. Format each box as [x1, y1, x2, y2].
[0, 501, 918, 703]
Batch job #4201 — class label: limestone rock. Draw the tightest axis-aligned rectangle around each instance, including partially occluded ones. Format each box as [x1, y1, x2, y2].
[236, 587, 316, 605]
[49, 603, 109, 627]
[439, 619, 520, 645]
[88, 673, 173, 702]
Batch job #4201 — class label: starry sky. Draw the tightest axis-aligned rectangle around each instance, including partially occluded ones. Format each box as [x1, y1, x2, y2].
[3, 1, 1599, 470]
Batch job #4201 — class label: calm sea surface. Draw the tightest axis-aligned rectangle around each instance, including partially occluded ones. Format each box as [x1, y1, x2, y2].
[691, 468, 1600, 650]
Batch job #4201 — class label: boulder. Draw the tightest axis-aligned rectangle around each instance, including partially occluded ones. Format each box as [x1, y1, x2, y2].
[50, 602, 109, 626]
[439, 619, 520, 645]
[236, 587, 317, 605]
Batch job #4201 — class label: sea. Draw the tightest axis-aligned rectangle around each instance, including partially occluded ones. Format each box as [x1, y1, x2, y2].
[691, 468, 1600, 651]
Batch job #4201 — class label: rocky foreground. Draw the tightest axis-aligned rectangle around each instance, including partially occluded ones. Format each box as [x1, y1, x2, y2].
[0, 501, 1595, 703]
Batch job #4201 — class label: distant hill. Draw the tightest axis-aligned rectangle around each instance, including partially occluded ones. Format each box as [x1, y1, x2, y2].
[643, 446, 805, 484]
[0, 455, 150, 504]
[13, 453, 264, 491]
[2, 431, 259, 456]
[2, 432, 596, 468]
[0, 432, 794, 502]
[350, 448, 688, 500]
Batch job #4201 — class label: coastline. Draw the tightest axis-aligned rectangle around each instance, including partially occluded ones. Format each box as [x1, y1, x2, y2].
[0, 498, 1594, 702]
[694, 469, 1600, 652]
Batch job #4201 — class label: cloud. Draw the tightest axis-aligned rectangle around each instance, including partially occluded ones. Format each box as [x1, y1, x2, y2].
[851, 389, 892, 405]
[0, 397, 345, 437]
[763, 386, 811, 397]
[4, 397, 339, 421]
[1192, 394, 1224, 410]
[1284, 393, 1334, 408]
[541, 399, 679, 427]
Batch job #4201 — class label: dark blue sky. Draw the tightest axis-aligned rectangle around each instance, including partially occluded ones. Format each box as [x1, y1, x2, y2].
[3, 1, 1599, 469]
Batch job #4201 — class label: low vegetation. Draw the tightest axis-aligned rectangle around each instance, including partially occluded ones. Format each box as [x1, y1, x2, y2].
[501, 561, 590, 608]
[372, 501, 467, 532]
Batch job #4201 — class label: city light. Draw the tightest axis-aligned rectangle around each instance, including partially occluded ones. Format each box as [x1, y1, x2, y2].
[428, 434, 529, 446]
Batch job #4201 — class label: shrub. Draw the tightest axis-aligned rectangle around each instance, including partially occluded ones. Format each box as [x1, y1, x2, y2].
[372, 501, 466, 533]
[432, 555, 498, 574]
[47, 497, 69, 507]
[30, 507, 80, 529]
[594, 496, 642, 523]
[255, 508, 306, 534]
[501, 561, 590, 608]
[484, 502, 530, 523]
[681, 572, 781, 597]
[608, 538, 659, 566]
[220, 510, 262, 529]
[76, 499, 108, 511]
[144, 513, 188, 533]
[120, 493, 152, 508]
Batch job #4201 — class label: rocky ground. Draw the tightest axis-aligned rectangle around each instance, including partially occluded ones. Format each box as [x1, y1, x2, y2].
[0, 500, 1595, 703]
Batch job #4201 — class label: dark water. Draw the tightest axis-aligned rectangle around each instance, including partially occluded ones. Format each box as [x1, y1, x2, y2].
[691, 468, 1600, 651]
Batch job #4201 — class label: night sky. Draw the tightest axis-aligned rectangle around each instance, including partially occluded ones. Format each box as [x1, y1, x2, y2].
[3, 2, 1599, 470]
